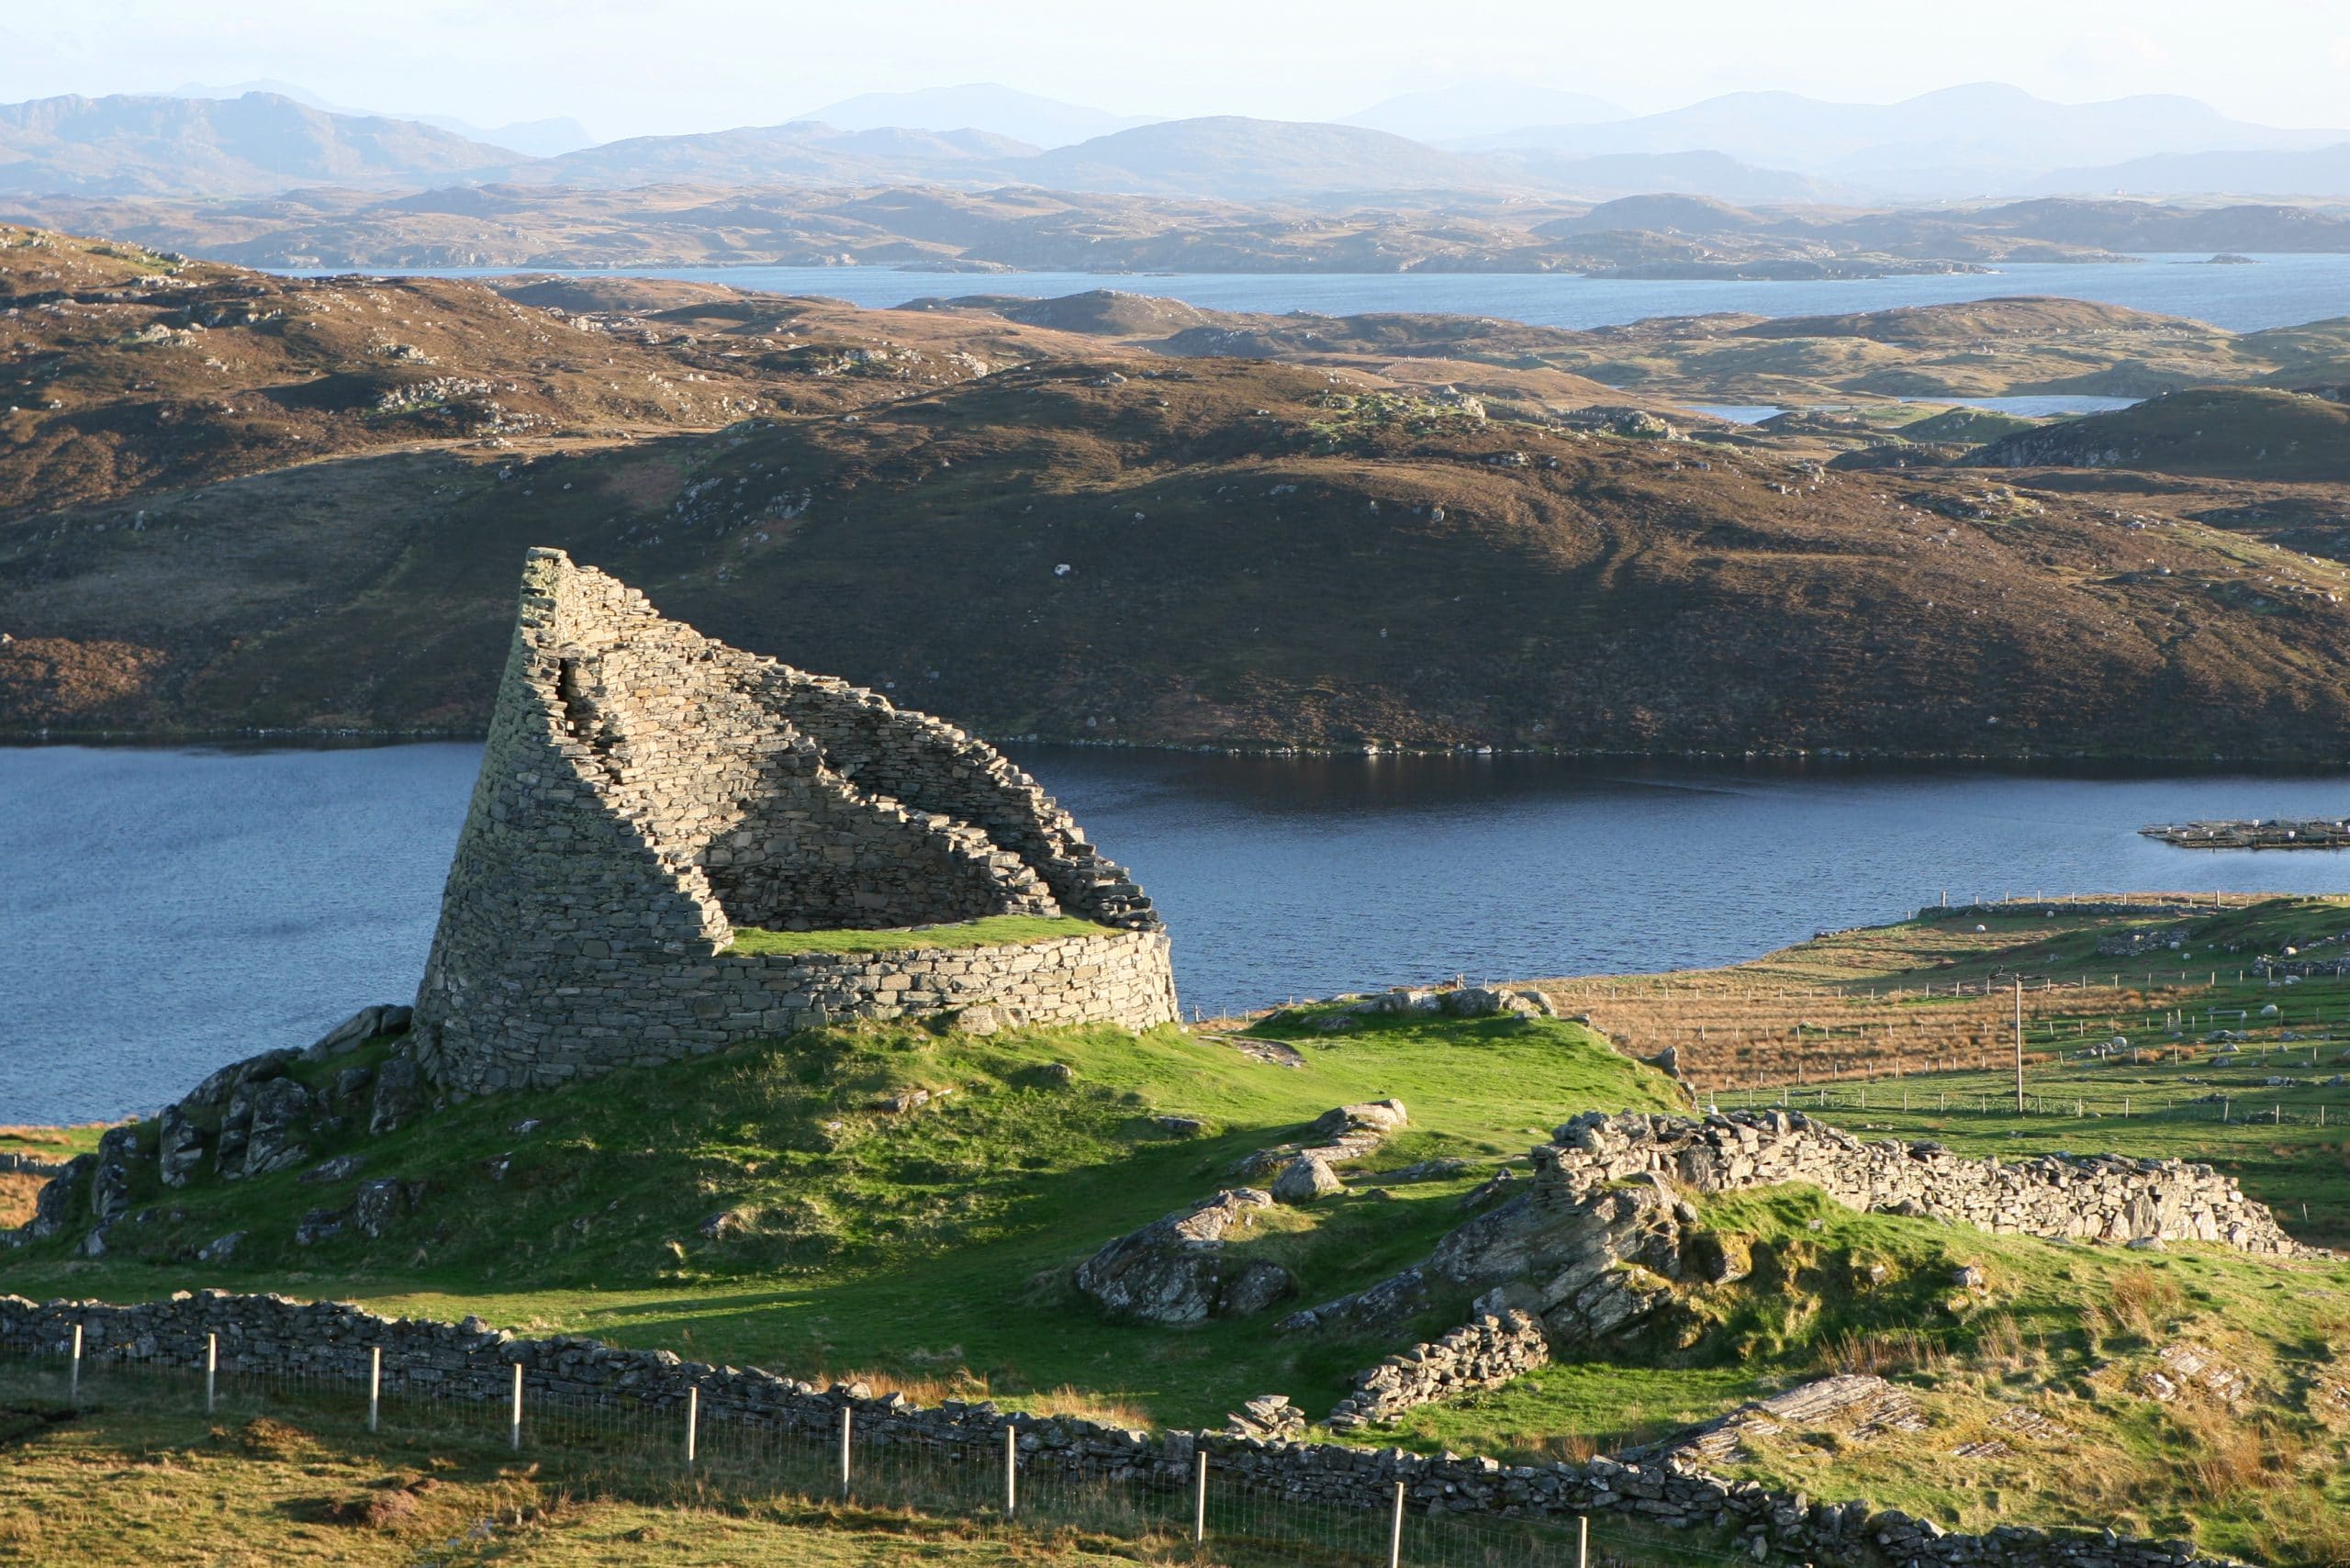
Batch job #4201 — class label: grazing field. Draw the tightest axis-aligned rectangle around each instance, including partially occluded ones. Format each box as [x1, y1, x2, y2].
[16, 899, 2350, 1561]
[1539, 894, 2350, 1094]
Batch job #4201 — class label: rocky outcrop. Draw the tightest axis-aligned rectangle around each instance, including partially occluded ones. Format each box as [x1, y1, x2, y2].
[1238, 1100, 1406, 1181]
[1270, 1154, 1343, 1204]
[21, 1155, 89, 1239]
[1074, 1189, 1294, 1324]
[7, 1004, 422, 1256]
[1640, 1374, 1926, 1467]
[1286, 1107, 2310, 1361]
[1326, 1310, 1550, 1430]
[368, 1057, 424, 1136]
[1290, 1170, 1690, 1347]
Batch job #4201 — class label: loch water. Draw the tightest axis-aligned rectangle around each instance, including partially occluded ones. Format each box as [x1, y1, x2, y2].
[7, 742, 2350, 1125]
[402, 252, 2350, 334]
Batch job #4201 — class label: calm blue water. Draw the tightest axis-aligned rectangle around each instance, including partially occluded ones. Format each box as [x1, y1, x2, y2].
[1695, 396, 2145, 426]
[387, 252, 2350, 333]
[7, 744, 2350, 1125]
[1942, 395, 2144, 417]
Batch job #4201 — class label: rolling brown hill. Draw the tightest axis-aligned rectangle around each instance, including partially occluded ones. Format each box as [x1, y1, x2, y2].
[921, 290, 2310, 403]
[0, 227, 1127, 520]
[10, 337, 2350, 759]
[12, 226, 2350, 757]
[1969, 387, 2350, 480]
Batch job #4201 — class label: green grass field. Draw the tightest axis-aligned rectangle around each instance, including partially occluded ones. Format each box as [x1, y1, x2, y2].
[0, 1011, 1682, 1435]
[17, 898, 2350, 1561]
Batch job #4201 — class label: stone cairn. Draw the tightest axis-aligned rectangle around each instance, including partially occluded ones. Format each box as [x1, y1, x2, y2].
[411, 547, 1178, 1092]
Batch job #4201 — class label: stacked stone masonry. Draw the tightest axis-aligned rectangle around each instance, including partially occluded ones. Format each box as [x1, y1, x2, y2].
[1544, 1109, 2307, 1255]
[1326, 1309, 1550, 1429]
[0, 1292, 2242, 1568]
[413, 549, 1177, 1091]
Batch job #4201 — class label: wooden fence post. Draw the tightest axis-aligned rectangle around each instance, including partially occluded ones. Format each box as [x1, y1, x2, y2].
[1194, 1450, 1208, 1542]
[206, 1332, 218, 1416]
[509, 1362, 523, 1451]
[1389, 1481, 1405, 1568]
[685, 1385, 698, 1470]
[367, 1346, 380, 1433]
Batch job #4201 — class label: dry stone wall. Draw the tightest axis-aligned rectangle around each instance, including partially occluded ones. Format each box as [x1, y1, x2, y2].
[412, 548, 1176, 1092]
[1325, 1310, 1550, 1429]
[1543, 1109, 2306, 1255]
[0, 1291, 2243, 1568]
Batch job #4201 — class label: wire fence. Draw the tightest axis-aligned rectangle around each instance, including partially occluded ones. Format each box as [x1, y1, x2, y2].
[0, 1335, 1762, 1568]
[1716, 1081, 2350, 1128]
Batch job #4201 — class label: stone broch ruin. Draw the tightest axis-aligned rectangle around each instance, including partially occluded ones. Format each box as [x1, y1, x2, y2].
[410, 547, 1178, 1091]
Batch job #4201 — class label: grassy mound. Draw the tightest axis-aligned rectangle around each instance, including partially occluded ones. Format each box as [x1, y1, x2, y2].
[1, 1012, 1678, 1432]
[1372, 1184, 2350, 1563]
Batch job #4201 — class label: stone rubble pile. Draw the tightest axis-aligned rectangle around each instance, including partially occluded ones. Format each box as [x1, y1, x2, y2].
[0, 1291, 2246, 1568]
[1325, 1310, 1550, 1430]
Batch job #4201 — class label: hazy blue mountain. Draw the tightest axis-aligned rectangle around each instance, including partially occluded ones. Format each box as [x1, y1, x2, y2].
[2039, 142, 2350, 198]
[1015, 116, 1505, 196]
[168, 78, 341, 109]
[168, 81, 594, 159]
[1342, 82, 1626, 142]
[1495, 151, 1833, 205]
[510, 120, 1035, 187]
[1461, 84, 2349, 195]
[0, 92, 517, 196]
[413, 115, 595, 158]
[788, 84, 1153, 149]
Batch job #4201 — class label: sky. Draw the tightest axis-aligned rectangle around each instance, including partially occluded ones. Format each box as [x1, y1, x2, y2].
[2, 0, 2347, 140]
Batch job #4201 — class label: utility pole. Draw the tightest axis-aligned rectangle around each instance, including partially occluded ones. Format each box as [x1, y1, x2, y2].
[2013, 976, 2025, 1114]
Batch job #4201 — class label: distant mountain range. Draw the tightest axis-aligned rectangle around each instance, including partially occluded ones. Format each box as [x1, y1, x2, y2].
[0, 94, 518, 197]
[1341, 82, 1627, 142]
[785, 84, 1151, 149]
[167, 80, 594, 157]
[4, 83, 2349, 205]
[1452, 84, 2350, 196]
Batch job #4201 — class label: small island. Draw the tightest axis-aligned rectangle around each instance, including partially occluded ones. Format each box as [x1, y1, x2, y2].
[2142, 816, 2350, 849]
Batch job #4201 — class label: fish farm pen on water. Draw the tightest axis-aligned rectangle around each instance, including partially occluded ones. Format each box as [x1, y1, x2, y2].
[2142, 818, 2350, 850]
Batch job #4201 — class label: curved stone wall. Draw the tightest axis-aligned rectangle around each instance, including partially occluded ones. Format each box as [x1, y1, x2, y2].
[413, 548, 1176, 1092]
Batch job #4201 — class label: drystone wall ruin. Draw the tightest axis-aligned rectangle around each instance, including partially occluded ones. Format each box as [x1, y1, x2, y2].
[1538, 1109, 2305, 1255]
[0, 1291, 2244, 1568]
[412, 548, 1177, 1091]
[1278, 1107, 2310, 1425]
